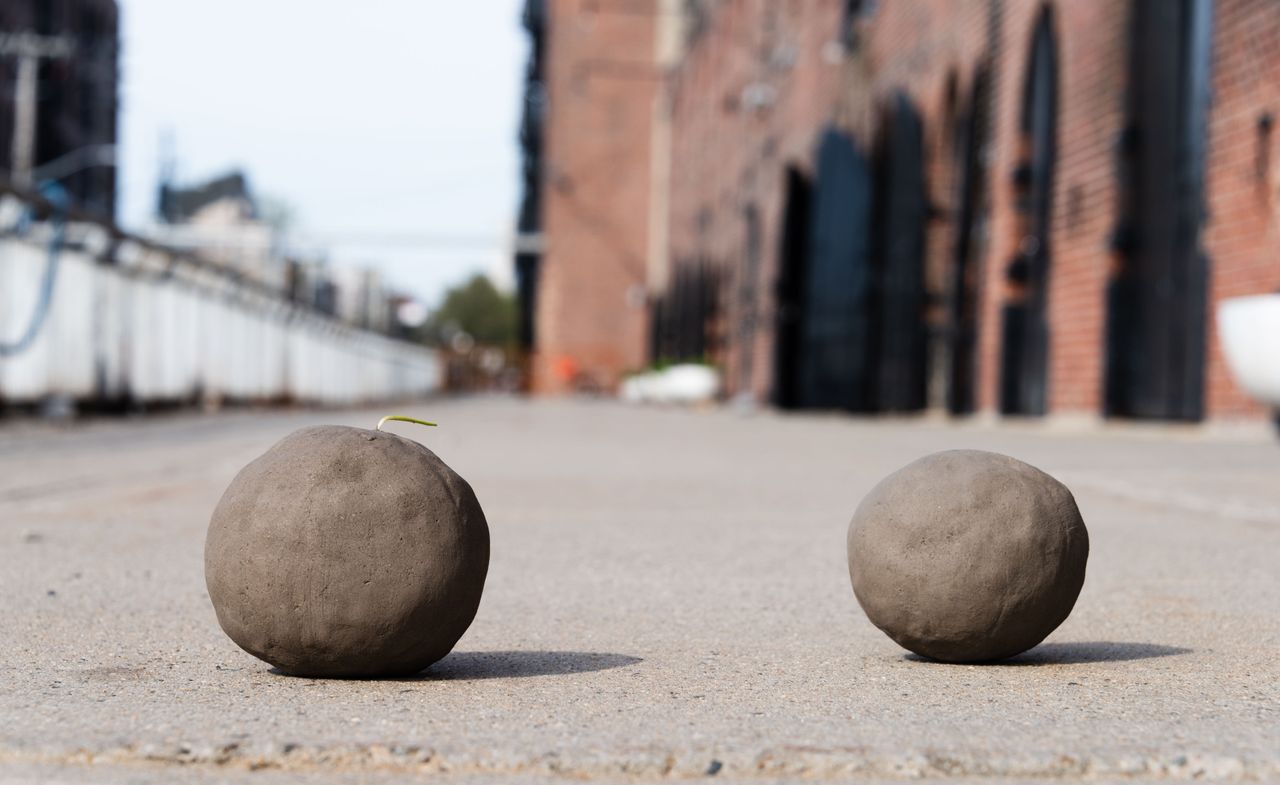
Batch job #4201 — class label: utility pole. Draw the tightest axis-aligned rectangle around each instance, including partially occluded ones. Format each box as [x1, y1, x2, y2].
[0, 32, 75, 189]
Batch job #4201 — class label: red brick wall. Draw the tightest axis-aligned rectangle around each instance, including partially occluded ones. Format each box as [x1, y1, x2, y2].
[533, 0, 660, 394]
[1203, 0, 1280, 419]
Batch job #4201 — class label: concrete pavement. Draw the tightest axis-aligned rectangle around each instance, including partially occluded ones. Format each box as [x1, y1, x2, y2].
[1, 398, 1277, 783]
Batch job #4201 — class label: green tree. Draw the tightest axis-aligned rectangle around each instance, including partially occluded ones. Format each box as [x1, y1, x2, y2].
[421, 274, 517, 348]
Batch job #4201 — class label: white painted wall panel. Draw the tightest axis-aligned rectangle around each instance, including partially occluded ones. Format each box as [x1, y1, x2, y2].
[1, 228, 441, 406]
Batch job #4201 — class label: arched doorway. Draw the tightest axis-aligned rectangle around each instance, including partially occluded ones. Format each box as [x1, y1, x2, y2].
[799, 127, 875, 410]
[771, 168, 812, 409]
[871, 92, 929, 412]
[1000, 7, 1058, 416]
[947, 66, 993, 416]
[736, 205, 763, 397]
[1105, 0, 1212, 421]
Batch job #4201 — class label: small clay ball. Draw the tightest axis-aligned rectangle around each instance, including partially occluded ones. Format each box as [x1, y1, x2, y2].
[847, 450, 1088, 662]
[205, 425, 489, 677]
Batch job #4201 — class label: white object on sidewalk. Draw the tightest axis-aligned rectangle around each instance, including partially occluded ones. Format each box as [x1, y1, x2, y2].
[619, 364, 720, 405]
[1218, 294, 1280, 407]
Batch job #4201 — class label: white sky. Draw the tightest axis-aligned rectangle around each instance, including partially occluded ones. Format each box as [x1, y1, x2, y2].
[117, 0, 527, 306]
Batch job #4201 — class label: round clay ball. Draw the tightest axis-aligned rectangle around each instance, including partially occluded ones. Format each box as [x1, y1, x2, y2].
[847, 449, 1088, 662]
[205, 425, 489, 677]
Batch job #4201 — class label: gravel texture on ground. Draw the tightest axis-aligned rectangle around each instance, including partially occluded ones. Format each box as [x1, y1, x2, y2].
[1, 398, 1277, 783]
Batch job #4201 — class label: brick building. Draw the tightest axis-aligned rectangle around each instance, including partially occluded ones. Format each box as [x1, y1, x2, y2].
[521, 0, 1280, 421]
[0, 0, 119, 219]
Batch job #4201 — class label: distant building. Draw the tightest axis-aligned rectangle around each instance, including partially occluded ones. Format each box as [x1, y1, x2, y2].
[0, 0, 119, 218]
[153, 170, 286, 291]
[523, 0, 1280, 423]
[153, 170, 400, 335]
[284, 256, 338, 314]
[159, 171, 257, 226]
[333, 265, 392, 334]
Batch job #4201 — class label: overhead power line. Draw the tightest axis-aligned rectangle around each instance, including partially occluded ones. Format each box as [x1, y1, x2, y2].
[294, 231, 544, 253]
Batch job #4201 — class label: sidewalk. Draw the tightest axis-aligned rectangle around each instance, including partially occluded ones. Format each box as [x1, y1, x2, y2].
[1, 398, 1277, 783]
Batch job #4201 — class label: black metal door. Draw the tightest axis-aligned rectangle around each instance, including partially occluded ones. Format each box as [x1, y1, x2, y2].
[662, 260, 715, 363]
[1105, 0, 1211, 421]
[649, 293, 667, 364]
[799, 128, 875, 410]
[1001, 9, 1057, 416]
[772, 168, 812, 409]
[947, 69, 992, 415]
[515, 252, 539, 352]
[737, 206, 763, 395]
[872, 93, 929, 412]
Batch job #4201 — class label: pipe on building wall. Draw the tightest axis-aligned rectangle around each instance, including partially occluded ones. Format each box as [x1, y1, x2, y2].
[0, 182, 67, 358]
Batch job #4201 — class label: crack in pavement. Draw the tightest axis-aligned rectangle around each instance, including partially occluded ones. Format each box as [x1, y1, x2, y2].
[1, 743, 1277, 782]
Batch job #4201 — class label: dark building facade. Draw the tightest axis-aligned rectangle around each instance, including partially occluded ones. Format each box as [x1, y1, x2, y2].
[0, 0, 119, 218]
[515, 0, 546, 375]
[158, 171, 255, 224]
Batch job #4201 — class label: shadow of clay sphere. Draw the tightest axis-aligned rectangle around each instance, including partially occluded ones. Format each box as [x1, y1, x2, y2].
[847, 450, 1088, 663]
[205, 425, 489, 677]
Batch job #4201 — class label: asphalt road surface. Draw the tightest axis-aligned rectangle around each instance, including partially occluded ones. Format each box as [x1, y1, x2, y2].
[1, 398, 1277, 784]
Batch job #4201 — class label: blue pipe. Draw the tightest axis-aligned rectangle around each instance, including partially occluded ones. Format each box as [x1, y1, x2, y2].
[0, 182, 69, 358]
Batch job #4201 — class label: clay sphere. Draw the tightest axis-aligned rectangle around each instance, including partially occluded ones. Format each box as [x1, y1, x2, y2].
[847, 450, 1088, 662]
[205, 425, 489, 677]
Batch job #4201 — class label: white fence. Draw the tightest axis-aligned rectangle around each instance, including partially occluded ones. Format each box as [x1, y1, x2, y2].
[0, 201, 440, 407]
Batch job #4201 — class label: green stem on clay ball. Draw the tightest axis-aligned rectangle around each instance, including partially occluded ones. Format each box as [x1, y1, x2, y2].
[376, 415, 439, 432]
